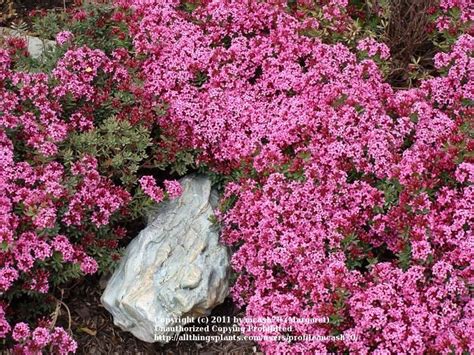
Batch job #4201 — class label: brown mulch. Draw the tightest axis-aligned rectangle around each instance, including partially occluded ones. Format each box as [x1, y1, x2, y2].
[56, 276, 259, 354]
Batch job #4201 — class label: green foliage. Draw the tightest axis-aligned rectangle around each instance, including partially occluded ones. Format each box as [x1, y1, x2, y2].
[64, 116, 151, 188]
[397, 235, 412, 271]
[32, 2, 133, 54]
[219, 194, 238, 214]
[374, 178, 403, 213]
[88, 245, 123, 275]
[329, 288, 349, 327]
[71, 4, 133, 53]
[11, 1, 134, 73]
[346, 168, 365, 183]
[169, 150, 198, 175]
[31, 10, 68, 41]
[340, 233, 378, 271]
[277, 162, 306, 182]
[3, 289, 55, 326]
[42, 253, 83, 287]
[11, 40, 63, 73]
[153, 147, 198, 176]
[204, 169, 231, 192]
[153, 134, 198, 176]
[179, 1, 200, 13]
[191, 70, 209, 88]
[208, 214, 219, 226]
[127, 187, 156, 220]
[201, 158, 262, 193]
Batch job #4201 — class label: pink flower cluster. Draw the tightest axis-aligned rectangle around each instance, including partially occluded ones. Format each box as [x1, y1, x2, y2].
[52, 46, 116, 102]
[119, 1, 472, 352]
[163, 179, 183, 199]
[0, 40, 135, 350]
[139, 176, 164, 203]
[56, 31, 74, 46]
[64, 155, 131, 227]
[357, 37, 391, 60]
[140, 176, 182, 202]
[127, 0, 398, 173]
[12, 323, 77, 355]
[434, 0, 473, 33]
[0, 0, 472, 352]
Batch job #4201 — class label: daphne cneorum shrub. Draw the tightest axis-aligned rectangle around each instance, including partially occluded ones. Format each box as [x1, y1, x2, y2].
[0, 0, 472, 353]
[0, 2, 188, 352]
[121, 0, 472, 353]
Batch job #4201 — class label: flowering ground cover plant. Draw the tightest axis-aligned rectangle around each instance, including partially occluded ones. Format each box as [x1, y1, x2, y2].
[0, 0, 473, 353]
[0, 2, 188, 353]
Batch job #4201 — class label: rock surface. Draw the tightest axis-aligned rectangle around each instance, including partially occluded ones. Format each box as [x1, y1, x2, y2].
[101, 175, 229, 343]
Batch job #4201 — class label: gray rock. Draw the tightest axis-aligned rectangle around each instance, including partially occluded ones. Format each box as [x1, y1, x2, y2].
[101, 175, 229, 343]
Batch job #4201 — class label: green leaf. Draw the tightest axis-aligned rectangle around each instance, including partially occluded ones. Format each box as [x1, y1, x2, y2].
[0, 241, 9, 251]
[461, 98, 473, 107]
[397, 241, 412, 271]
[409, 112, 419, 124]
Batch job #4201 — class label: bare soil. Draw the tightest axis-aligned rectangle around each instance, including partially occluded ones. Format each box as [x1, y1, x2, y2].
[58, 276, 258, 354]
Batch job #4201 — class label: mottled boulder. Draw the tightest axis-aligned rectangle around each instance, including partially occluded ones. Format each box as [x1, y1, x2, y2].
[101, 175, 229, 343]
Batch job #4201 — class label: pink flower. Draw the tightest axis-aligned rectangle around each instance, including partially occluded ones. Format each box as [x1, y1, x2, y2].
[164, 180, 183, 199]
[12, 322, 30, 341]
[70, 112, 94, 132]
[80, 256, 98, 274]
[51, 235, 75, 262]
[455, 162, 474, 183]
[0, 267, 19, 291]
[32, 327, 50, 347]
[139, 176, 164, 203]
[357, 37, 391, 60]
[0, 309, 10, 338]
[50, 327, 78, 354]
[55, 31, 74, 46]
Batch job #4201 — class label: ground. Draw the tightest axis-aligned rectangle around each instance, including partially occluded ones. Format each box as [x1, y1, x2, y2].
[58, 276, 257, 354]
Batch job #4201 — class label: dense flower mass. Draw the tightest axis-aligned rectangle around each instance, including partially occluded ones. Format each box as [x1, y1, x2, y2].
[55, 31, 74, 45]
[0, 0, 472, 353]
[139, 175, 165, 203]
[0, 2, 172, 351]
[12, 325, 78, 354]
[119, 0, 473, 353]
[0, 45, 133, 351]
[163, 180, 183, 199]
